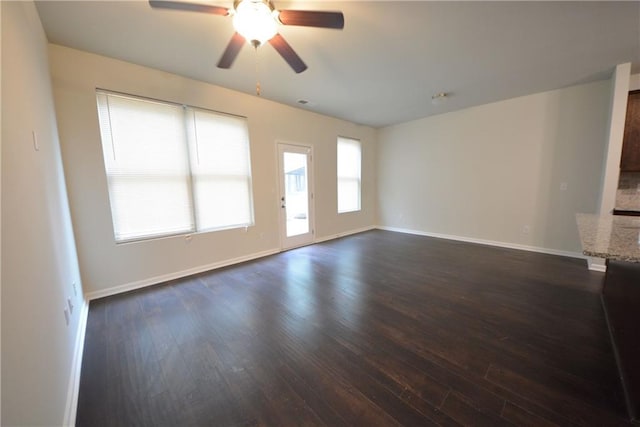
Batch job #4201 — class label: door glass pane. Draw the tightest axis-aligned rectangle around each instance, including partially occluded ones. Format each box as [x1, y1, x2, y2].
[284, 152, 309, 237]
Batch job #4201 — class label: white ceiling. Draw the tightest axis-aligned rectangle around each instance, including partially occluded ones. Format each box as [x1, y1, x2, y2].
[35, 1, 640, 128]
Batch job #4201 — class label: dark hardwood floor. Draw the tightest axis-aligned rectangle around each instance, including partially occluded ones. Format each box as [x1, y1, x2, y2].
[76, 230, 632, 426]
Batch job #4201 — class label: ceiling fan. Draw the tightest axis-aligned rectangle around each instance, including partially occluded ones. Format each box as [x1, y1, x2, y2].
[149, 0, 344, 74]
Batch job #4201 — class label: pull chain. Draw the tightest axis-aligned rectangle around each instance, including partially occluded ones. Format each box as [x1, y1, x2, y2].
[254, 42, 261, 96]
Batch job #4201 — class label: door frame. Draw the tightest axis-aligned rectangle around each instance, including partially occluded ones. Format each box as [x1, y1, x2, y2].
[276, 142, 315, 250]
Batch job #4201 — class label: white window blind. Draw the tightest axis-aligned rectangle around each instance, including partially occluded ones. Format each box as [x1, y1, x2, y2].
[96, 91, 254, 242]
[337, 136, 361, 213]
[187, 109, 254, 231]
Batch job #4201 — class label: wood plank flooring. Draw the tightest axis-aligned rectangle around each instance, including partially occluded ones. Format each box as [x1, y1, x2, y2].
[76, 230, 632, 426]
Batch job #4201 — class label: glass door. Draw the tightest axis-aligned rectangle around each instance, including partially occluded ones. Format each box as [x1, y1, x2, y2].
[277, 143, 314, 249]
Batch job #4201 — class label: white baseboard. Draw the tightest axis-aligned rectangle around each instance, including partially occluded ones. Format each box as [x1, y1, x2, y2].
[63, 297, 89, 427]
[86, 226, 383, 301]
[85, 248, 281, 301]
[376, 225, 585, 260]
[587, 257, 607, 272]
[314, 225, 377, 244]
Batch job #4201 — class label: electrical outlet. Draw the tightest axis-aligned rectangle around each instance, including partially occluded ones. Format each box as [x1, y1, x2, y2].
[523, 225, 530, 235]
[64, 308, 70, 326]
[67, 297, 74, 314]
[560, 182, 568, 191]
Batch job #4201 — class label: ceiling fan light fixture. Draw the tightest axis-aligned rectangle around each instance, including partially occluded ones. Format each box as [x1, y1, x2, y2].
[233, 0, 278, 46]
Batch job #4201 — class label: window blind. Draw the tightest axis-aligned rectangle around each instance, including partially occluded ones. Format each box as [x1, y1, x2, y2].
[96, 91, 254, 242]
[337, 136, 362, 213]
[187, 109, 254, 231]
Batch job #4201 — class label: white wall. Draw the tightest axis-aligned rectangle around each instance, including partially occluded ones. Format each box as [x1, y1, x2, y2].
[48, 45, 377, 298]
[0, 1, 3, 422]
[584, 65, 633, 271]
[630, 73, 640, 91]
[599, 63, 631, 215]
[1, 2, 84, 425]
[377, 80, 611, 255]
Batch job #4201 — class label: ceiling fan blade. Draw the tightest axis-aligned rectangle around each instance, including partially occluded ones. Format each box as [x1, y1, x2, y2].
[217, 32, 246, 69]
[148, 0, 229, 16]
[278, 10, 344, 29]
[269, 33, 307, 74]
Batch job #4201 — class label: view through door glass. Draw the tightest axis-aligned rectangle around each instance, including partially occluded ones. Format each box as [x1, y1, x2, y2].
[283, 152, 309, 237]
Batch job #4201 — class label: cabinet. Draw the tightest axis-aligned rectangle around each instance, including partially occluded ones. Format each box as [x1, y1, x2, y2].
[602, 260, 640, 422]
[620, 90, 640, 171]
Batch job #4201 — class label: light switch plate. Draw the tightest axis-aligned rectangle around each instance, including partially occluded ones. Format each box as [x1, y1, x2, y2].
[32, 130, 40, 151]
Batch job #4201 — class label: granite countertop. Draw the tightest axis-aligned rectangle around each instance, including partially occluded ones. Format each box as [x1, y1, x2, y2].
[576, 213, 640, 262]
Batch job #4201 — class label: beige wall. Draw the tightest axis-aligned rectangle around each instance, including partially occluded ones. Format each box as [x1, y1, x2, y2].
[377, 79, 611, 254]
[1, 2, 84, 425]
[48, 45, 377, 297]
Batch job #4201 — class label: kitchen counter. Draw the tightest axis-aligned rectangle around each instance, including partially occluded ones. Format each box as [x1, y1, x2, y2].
[576, 213, 640, 262]
[576, 213, 640, 423]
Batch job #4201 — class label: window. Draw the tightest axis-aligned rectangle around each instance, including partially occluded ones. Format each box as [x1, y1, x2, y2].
[337, 136, 361, 213]
[96, 90, 254, 242]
